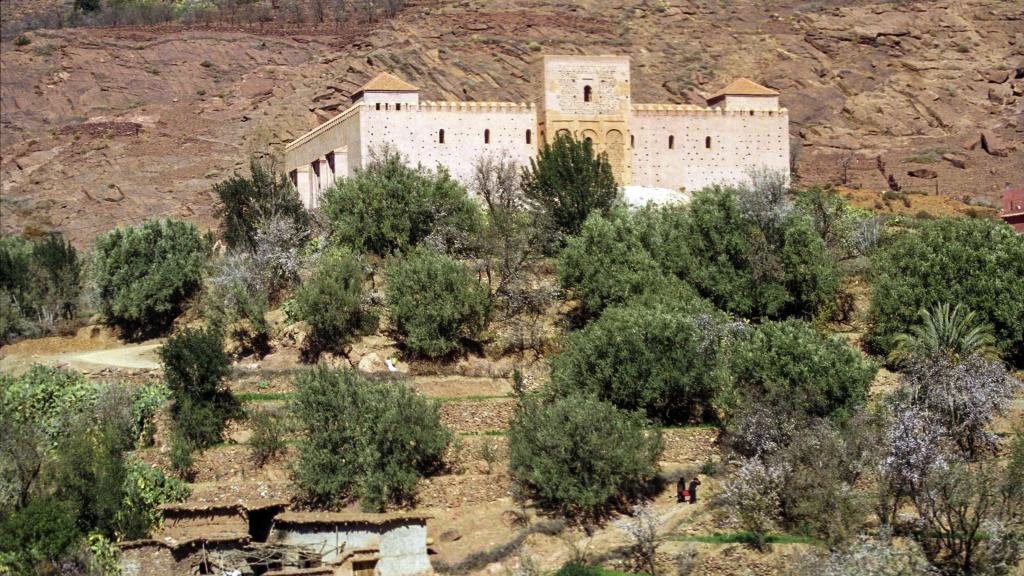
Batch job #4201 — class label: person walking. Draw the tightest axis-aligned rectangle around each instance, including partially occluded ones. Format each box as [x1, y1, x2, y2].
[676, 477, 688, 503]
[688, 476, 702, 504]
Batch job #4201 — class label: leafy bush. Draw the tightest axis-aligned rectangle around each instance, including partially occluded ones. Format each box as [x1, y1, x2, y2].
[292, 249, 375, 353]
[116, 458, 189, 538]
[213, 156, 308, 253]
[670, 187, 839, 320]
[93, 219, 209, 338]
[0, 233, 81, 343]
[729, 320, 876, 421]
[321, 145, 480, 256]
[249, 409, 286, 467]
[866, 217, 1024, 364]
[0, 496, 81, 573]
[508, 393, 662, 519]
[204, 251, 271, 357]
[521, 133, 619, 240]
[292, 367, 450, 511]
[556, 210, 674, 320]
[0, 365, 101, 446]
[159, 328, 238, 449]
[550, 302, 732, 423]
[385, 247, 491, 358]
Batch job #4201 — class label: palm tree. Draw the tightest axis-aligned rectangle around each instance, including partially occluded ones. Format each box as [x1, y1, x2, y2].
[889, 303, 999, 365]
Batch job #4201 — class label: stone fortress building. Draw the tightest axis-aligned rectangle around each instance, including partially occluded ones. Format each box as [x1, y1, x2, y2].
[285, 55, 790, 209]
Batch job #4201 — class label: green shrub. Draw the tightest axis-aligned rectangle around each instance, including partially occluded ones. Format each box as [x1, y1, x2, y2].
[116, 458, 189, 538]
[508, 393, 662, 519]
[0, 496, 81, 573]
[93, 219, 209, 338]
[159, 328, 238, 449]
[385, 247, 491, 358]
[0, 233, 82, 343]
[556, 210, 673, 320]
[249, 409, 286, 467]
[292, 367, 450, 511]
[321, 145, 480, 256]
[292, 249, 375, 353]
[213, 156, 308, 253]
[0, 365, 101, 445]
[672, 187, 839, 320]
[730, 320, 876, 421]
[521, 133, 619, 240]
[866, 217, 1024, 364]
[550, 302, 730, 423]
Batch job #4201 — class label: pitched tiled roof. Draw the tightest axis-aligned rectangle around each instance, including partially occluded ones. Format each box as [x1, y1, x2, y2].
[707, 78, 779, 101]
[356, 72, 419, 93]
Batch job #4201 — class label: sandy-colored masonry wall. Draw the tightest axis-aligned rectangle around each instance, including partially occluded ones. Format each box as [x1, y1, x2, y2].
[629, 107, 789, 191]
[360, 102, 537, 188]
[718, 94, 779, 111]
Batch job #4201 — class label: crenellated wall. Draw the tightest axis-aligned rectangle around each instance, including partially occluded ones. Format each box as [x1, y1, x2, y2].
[629, 105, 789, 192]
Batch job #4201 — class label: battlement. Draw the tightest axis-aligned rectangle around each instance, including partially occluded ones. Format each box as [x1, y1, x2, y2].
[402, 101, 535, 112]
[631, 104, 788, 117]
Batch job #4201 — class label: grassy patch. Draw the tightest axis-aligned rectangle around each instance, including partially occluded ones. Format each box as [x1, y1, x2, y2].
[903, 147, 947, 164]
[458, 430, 506, 437]
[236, 391, 293, 403]
[670, 532, 820, 545]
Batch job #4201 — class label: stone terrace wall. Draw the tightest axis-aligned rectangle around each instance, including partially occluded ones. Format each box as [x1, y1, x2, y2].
[629, 105, 789, 192]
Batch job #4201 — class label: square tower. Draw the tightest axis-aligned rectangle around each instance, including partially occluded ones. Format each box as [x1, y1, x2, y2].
[537, 55, 632, 185]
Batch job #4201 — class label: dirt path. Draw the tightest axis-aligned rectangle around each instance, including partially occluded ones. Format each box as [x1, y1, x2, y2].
[62, 343, 163, 370]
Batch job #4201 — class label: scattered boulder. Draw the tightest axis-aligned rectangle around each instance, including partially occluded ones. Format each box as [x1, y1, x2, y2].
[438, 529, 462, 542]
[941, 153, 968, 169]
[907, 168, 937, 179]
[985, 69, 1010, 84]
[988, 83, 1014, 105]
[980, 130, 1016, 157]
[357, 352, 387, 373]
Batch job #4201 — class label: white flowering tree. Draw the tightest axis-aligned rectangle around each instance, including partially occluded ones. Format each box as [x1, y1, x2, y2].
[718, 457, 787, 550]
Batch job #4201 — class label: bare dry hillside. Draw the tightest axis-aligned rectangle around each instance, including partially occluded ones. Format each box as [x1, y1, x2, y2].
[1, 0, 1022, 246]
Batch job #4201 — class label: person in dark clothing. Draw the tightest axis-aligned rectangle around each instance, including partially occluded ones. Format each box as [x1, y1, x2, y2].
[688, 477, 702, 504]
[676, 477, 687, 503]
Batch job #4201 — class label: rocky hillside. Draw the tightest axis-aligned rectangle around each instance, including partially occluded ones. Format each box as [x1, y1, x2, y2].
[1, 0, 1022, 246]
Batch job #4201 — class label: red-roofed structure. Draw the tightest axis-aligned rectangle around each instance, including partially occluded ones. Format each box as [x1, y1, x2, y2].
[1002, 188, 1024, 232]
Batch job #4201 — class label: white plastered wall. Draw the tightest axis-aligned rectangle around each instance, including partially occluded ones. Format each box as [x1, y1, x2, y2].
[629, 107, 789, 192]
[359, 102, 537, 190]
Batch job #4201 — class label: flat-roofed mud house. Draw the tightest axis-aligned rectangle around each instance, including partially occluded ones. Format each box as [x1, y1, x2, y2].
[285, 55, 790, 209]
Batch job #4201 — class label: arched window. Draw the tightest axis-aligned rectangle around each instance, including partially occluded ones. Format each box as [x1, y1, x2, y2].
[375, 103, 381, 111]
[525, 129, 532, 144]
[484, 129, 490, 144]
[583, 85, 592, 102]
[668, 135, 674, 149]
[439, 129, 445, 144]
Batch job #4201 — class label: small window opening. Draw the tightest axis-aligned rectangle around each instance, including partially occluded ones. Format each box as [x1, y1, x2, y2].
[749, 110, 754, 116]
[396, 103, 401, 111]
[289, 170, 298, 187]
[375, 103, 381, 111]
[484, 129, 490, 144]
[583, 85, 592, 102]
[668, 135, 674, 149]
[630, 134, 635, 148]
[439, 129, 445, 144]
[526, 129, 532, 144]
[705, 136, 712, 149]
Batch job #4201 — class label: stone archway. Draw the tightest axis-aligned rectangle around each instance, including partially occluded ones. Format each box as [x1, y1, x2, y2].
[605, 129, 625, 183]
